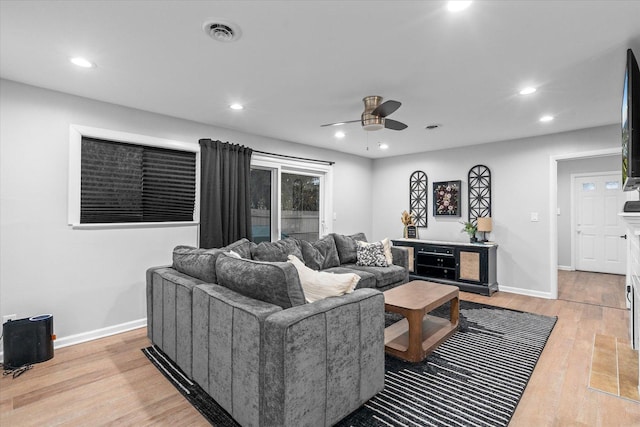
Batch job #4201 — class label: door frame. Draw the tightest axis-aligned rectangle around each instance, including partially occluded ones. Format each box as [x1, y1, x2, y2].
[549, 148, 620, 299]
[570, 170, 622, 272]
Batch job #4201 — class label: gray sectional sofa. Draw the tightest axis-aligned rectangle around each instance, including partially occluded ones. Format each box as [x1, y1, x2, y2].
[146, 233, 409, 426]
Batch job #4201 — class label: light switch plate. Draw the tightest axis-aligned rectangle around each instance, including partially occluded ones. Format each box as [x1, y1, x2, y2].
[531, 212, 539, 222]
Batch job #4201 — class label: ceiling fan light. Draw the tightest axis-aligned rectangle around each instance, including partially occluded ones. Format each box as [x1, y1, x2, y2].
[361, 112, 384, 131]
[363, 123, 384, 131]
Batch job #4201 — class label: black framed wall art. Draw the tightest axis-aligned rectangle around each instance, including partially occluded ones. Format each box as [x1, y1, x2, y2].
[468, 165, 492, 224]
[409, 170, 428, 227]
[433, 180, 461, 216]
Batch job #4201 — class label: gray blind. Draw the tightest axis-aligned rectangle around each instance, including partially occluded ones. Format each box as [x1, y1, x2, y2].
[80, 137, 196, 224]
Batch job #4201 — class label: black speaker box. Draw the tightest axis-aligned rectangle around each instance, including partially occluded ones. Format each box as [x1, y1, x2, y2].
[3, 314, 54, 368]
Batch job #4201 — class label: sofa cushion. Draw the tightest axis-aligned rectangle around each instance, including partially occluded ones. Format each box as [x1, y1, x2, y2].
[296, 239, 325, 270]
[225, 238, 256, 259]
[172, 238, 254, 283]
[333, 233, 367, 265]
[287, 255, 359, 302]
[313, 234, 341, 269]
[356, 240, 388, 267]
[321, 266, 376, 289]
[172, 246, 222, 283]
[251, 238, 303, 262]
[215, 254, 306, 309]
[341, 263, 407, 289]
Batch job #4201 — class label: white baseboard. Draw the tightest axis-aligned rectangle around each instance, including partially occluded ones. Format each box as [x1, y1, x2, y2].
[558, 265, 574, 271]
[499, 285, 555, 300]
[0, 318, 147, 363]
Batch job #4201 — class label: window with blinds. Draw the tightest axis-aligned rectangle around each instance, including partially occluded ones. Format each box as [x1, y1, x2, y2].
[80, 137, 196, 224]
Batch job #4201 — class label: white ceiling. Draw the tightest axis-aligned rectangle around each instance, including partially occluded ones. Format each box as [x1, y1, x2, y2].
[2, 1, 640, 159]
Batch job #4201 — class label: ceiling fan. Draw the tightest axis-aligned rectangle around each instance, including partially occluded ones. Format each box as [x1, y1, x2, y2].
[321, 96, 408, 131]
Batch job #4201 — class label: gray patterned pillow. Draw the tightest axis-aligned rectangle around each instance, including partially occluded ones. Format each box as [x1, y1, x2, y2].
[356, 240, 388, 267]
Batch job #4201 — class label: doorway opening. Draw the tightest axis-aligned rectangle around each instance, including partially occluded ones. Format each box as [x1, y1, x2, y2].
[552, 149, 628, 309]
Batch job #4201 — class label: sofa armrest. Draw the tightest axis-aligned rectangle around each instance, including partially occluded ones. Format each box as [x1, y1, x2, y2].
[391, 245, 409, 269]
[192, 283, 282, 427]
[263, 288, 385, 426]
[146, 265, 204, 376]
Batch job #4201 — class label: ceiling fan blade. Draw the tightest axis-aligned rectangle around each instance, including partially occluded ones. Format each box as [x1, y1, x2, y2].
[372, 100, 401, 117]
[320, 119, 361, 127]
[384, 118, 408, 131]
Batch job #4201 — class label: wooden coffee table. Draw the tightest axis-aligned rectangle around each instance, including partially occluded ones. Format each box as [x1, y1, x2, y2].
[383, 280, 459, 362]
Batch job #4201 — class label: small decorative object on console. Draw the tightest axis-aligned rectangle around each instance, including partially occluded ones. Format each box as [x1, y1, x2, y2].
[460, 220, 477, 243]
[476, 217, 492, 242]
[401, 210, 415, 238]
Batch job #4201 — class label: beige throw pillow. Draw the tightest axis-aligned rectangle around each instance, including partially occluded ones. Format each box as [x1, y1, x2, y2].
[381, 238, 394, 265]
[287, 255, 360, 303]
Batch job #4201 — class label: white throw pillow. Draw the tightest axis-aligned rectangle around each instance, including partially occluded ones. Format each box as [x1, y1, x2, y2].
[287, 255, 360, 303]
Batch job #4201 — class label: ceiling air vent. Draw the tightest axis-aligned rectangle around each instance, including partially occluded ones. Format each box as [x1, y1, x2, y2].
[203, 19, 242, 42]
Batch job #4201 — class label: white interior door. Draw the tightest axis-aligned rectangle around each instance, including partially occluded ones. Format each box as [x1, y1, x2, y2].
[575, 173, 627, 274]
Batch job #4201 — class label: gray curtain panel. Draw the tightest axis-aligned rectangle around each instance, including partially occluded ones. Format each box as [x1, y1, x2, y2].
[199, 139, 253, 248]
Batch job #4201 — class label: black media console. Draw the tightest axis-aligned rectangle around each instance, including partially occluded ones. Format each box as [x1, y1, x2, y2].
[392, 239, 498, 296]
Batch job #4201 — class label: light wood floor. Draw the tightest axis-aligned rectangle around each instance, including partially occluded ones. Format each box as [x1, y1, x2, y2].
[2, 275, 640, 426]
[558, 269, 627, 309]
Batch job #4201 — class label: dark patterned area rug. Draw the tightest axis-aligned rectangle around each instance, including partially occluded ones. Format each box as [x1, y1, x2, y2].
[142, 300, 557, 427]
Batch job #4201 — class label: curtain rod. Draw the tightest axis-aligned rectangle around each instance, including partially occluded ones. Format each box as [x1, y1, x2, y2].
[252, 150, 335, 166]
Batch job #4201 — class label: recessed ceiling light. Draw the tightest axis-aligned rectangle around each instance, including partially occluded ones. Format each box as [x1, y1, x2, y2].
[229, 103, 244, 110]
[447, 1, 472, 12]
[378, 143, 389, 150]
[519, 87, 537, 95]
[334, 131, 345, 139]
[70, 57, 95, 68]
[539, 115, 554, 122]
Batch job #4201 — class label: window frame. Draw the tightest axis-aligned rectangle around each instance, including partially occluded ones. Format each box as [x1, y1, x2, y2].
[68, 124, 200, 229]
[251, 153, 333, 241]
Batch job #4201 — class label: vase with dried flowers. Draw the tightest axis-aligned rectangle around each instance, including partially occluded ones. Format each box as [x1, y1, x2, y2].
[401, 210, 415, 238]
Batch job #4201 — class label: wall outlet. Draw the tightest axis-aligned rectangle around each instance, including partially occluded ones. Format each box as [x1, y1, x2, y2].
[2, 314, 17, 323]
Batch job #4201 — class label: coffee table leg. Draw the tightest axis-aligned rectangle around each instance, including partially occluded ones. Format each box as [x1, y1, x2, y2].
[406, 309, 425, 362]
[450, 296, 459, 326]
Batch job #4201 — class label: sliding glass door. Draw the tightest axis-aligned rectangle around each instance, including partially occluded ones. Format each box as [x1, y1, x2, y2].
[281, 172, 320, 241]
[250, 155, 332, 243]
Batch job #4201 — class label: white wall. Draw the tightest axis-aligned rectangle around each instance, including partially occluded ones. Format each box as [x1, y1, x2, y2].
[557, 155, 621, 268]
[0, 79, 372, 346]
[371, 125, 620, 298]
